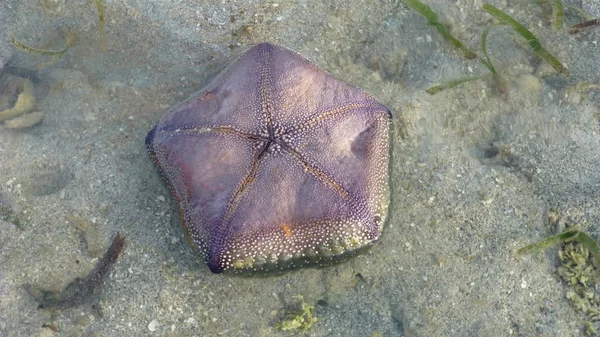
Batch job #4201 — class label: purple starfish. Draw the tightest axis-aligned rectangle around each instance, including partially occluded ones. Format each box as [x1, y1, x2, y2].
[146, 43, 391, 274]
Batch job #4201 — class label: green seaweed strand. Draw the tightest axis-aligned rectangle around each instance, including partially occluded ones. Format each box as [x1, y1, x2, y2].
[551, 0, 564, 31]
[482, 3, 569, 76]
[517, 230, 579, 255]
[11, 36, 69, 57]
[567, 6, 593, 22]
[518, 230, 600, 269]
[426, 75, 487, 95]
[426, 23, 502, 94]
[403, 0, 477, 60]
[480, 24, 501, 74]
[95, 0, 106, 51]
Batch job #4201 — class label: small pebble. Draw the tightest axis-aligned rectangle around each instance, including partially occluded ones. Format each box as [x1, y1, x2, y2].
[520, 279, 528, 289]
[516, 74, 541, 94]
[148, 319, 158, 332]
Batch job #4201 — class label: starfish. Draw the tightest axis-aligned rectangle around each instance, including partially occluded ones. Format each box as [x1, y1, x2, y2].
[146, 42, 391, 274]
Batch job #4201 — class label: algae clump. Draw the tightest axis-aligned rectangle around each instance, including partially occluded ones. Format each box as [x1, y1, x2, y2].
[278, 295, 318, 333]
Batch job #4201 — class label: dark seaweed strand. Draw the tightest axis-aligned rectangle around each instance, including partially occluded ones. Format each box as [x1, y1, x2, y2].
[568, 19, 600, 35]
[87, 233, 125, 287]
[29, 233, 126, 309]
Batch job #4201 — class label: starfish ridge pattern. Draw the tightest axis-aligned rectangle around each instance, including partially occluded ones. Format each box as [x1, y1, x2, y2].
[146, 43, 391, 274]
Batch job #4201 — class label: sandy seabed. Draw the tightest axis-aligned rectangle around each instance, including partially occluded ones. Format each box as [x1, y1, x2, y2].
[1, 0, 600, 336]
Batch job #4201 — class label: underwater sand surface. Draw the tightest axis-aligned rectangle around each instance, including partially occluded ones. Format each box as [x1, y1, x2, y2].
[1, 0, 600, 336]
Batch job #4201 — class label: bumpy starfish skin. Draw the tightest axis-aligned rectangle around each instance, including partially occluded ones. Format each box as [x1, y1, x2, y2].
[146, 43, 391, 274]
